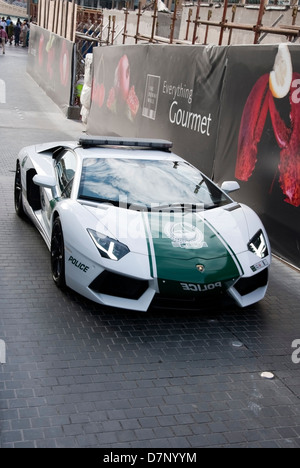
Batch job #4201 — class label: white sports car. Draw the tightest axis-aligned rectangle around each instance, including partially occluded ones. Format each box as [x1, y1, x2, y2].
[14, 136, 271, 311]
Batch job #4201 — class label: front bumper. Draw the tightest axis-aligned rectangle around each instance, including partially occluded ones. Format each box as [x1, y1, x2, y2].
[65, 245, 270, 312]
[85, 266, 269, 311]
[227, 268, 269, 307]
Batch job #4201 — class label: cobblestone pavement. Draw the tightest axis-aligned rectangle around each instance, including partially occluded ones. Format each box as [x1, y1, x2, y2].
[1, 47, 300, 448]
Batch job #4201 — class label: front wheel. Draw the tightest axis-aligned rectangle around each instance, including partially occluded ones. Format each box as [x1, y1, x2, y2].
[14, 161, 25, 218]
[51, 217, 66, 289]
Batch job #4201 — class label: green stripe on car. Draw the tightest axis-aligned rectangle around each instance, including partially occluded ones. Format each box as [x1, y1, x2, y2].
[145, 211, 240, 296]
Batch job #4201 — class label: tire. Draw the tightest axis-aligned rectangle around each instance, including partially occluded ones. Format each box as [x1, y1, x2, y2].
[51, 217, 66, 289]
[14, 161, 25, 218]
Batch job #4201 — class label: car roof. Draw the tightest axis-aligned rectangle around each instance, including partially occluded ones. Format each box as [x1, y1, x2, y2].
[75, 136, 183, 162]
[76, 145, 183, 162]
[35, 137, 184, 163]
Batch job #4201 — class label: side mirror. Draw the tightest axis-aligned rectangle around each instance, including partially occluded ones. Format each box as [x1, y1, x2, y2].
[33, 174, 58, 199]
[221, 181, 240, 194]
[33, 174, 56, 189]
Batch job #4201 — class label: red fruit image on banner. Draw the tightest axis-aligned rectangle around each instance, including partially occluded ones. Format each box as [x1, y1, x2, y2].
[107, 87, 116, 113]
[47, 48, 55, 79]
[60, 41, 70, 87]
[106, 55, 139, 121]
[236, 45, 300, 208]
[114, 55, 130, 103]
[92, 80, 106, 109]
[127, 86, 139, 121]
[269, 72, 300, 208]
[236, 74, 270, 182]
[46, 35, 56, 79]
[98, 83, 105, 108]
[91, 55, 106, 109]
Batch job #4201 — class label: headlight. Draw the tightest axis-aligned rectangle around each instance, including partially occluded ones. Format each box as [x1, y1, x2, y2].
[88, 229, 130, 261]
[248, 230, 268, 259]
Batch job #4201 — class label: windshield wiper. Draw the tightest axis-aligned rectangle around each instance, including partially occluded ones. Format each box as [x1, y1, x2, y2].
[204, 201, 229, 210]
[151, 203, 204, 212]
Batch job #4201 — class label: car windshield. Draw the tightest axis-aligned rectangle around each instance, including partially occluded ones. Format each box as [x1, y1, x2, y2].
[78, 158, 231, 210]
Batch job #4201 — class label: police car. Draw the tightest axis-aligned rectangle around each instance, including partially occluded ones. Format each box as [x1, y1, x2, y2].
[14, 136, 271, 311]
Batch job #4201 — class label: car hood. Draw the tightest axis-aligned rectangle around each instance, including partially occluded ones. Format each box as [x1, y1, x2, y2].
[83, 203, 249, 259]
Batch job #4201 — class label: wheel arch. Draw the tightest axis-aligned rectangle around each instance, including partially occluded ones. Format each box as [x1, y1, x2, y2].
[52, 210, 60, 222]
[50, 210, 61, 238]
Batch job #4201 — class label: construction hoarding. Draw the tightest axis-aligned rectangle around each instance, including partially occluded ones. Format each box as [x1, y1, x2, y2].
[89, 43, 300, 268]
[214, 45, 300, 269]
[88, 44, 227, 177]
[27, 24, 75, 116]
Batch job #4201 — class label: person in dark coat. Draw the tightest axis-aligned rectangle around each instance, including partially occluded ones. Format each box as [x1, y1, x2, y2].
[14, 22, 21, 46]
[7, 21, 14, 45]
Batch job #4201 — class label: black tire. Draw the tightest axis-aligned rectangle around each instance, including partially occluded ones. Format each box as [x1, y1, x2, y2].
[51, 217, 66, 289]
[14, 161, 25, 218]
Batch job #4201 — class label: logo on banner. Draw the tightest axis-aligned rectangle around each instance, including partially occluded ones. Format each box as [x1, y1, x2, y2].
[142, 74, 161, 120]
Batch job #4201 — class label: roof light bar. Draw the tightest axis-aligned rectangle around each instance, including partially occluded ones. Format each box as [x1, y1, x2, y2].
[79, 136, 173, 151]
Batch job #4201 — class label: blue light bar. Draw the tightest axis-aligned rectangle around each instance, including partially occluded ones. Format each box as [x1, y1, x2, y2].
[79, 136, 173, 151]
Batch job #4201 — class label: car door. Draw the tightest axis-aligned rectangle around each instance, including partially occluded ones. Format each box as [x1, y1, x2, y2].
[41, 149, 77, 235]
[55, 149, 77, 200]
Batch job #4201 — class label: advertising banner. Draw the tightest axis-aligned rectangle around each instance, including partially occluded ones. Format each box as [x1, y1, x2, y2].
[87, 44, 227, 176]
[27, 24, 74, 115]
[214, 45, 300, 268]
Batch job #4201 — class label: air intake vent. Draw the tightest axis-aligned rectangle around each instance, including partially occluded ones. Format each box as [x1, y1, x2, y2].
[89, 271, 148, 300]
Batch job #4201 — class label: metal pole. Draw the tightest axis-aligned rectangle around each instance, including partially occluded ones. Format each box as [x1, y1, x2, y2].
[111, 15, 116, 45]
[150, 0, 158, 43]
[254, 0, 266, 44]
[169, 0, 178, 44]
[123, 8, 129, 45]
[204, 10, 212, 45]
[290, 6, 298, 42]
[192, 0, 201, 45]
[227, 5, 236, 46]
[185, 8, 193, 42]
[107, 15, 111, 46]
[219, 0, 229, 46]
[135, 2, 142, 44]
[258, 14, 283, 44]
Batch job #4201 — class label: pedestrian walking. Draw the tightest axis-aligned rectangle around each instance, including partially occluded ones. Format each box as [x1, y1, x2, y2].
[26, 22, 30, 47]
[21, 20, 28, 47]
[0, 17, 6, 30]
[7, 21, 14, 46]
[0, 25, 8, 55]
[14, 22, 20, 46]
